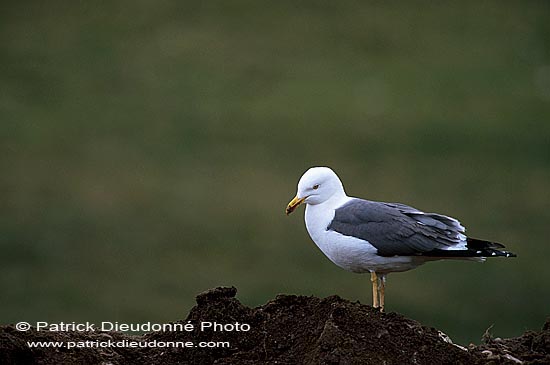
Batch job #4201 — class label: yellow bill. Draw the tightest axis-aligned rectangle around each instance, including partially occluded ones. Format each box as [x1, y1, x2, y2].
[286, 196, 306, 215]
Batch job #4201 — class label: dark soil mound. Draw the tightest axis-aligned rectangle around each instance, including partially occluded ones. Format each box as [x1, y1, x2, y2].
[473, 320, 550, 365]
[1, 287, 549, 364]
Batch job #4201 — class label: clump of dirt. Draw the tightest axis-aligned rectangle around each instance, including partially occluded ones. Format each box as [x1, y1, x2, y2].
[471, 319, 550, 364]
[1, 287, 549, 364]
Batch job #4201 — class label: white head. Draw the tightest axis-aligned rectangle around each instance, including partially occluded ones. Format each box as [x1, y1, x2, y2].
[286, 167, 346, 215]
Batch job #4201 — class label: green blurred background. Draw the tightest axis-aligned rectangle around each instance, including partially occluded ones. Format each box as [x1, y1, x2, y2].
[2, 1, 549, 345]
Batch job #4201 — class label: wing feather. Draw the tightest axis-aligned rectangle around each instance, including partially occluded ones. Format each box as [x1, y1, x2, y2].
[327, 199, 466, 256]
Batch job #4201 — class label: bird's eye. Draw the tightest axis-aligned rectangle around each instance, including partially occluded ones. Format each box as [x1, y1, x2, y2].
[313, 184, 320, 190]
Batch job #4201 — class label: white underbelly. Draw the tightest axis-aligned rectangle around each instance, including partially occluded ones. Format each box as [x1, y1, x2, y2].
[313, 229, 420, 273]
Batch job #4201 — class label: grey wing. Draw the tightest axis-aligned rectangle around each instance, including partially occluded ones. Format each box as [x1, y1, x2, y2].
[327, 199, 466, 256]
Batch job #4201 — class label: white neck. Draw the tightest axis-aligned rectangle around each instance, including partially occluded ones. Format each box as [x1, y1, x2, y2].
[305, 194, 352, 237]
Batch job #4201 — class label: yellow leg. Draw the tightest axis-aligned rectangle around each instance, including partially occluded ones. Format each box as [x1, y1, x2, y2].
[379, 274, 386, 312]
[370, 272, 379, 308]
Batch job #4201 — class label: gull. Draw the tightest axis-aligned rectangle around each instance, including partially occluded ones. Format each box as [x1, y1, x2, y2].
[286, 167, 516, 311]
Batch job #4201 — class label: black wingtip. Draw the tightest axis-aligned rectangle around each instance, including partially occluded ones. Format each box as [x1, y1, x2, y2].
[419, 237, 517, 258]
[466, 237, 516, 258]
[421, 248, 516, 258]
[467, 237, 505, 250]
